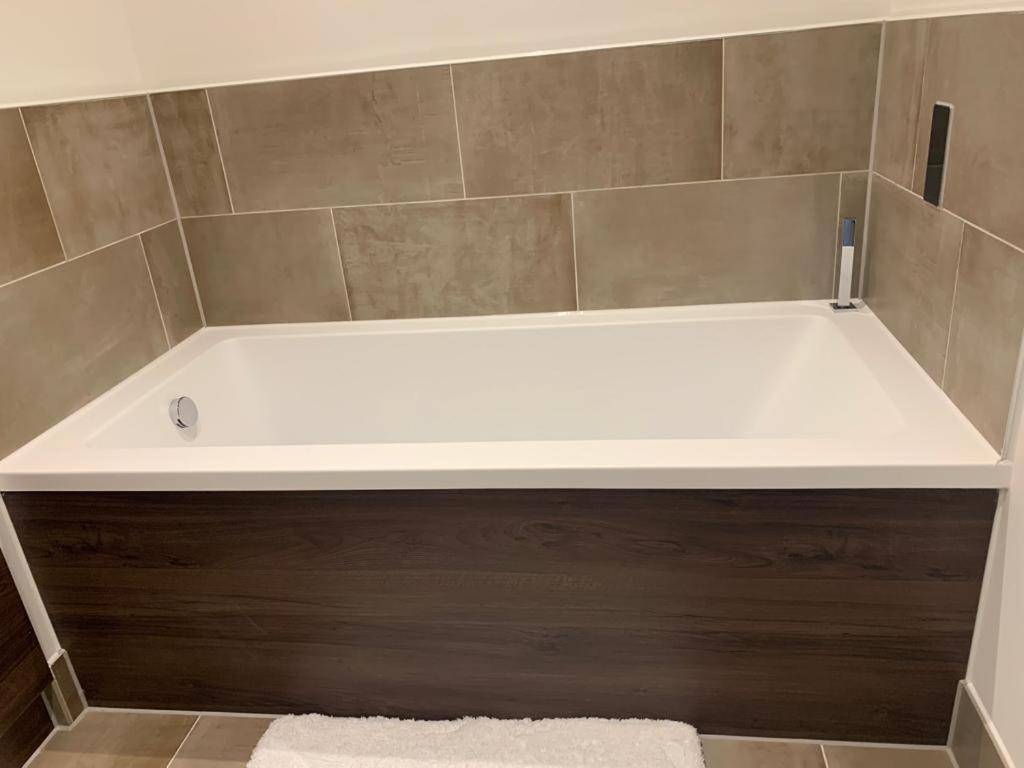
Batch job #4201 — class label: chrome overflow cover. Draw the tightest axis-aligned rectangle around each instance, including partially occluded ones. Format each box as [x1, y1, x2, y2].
[169, 396, 199, 429]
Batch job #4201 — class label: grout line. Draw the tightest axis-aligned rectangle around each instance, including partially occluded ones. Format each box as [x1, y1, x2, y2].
[87, 705, 285, 719]
[328, 211, 355, 321]
[18, 107, 68, 260]
[831, 173, 844, 299]
[139, 234, 173, 350]
[720, 38, 726, 179]
[147, 94, 208, 327]
[569, 192, 580, 311]
[872, 170, 1024, 256]
[908, 20, 932, 192]
[204, 89, 236, 213]
[0, 260, 66, 291]
[179, 169, 856, 220]
[0, 214, 177, 295]
[821, 744, 831, 768]
[74, 218, 177, 261]
[448, 65, 468, 199]
[859, 19, 887, 298]
[939, 224, 965, 389]
[701, 734, 951, 749]
[163, 715, 201, 768]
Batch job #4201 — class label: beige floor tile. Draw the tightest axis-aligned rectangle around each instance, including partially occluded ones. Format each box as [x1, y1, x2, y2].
[702, 738, 826, 768]
[31, 711, 196, 768]
[824, 745, 955, 768]
[168, 716, 274, 768]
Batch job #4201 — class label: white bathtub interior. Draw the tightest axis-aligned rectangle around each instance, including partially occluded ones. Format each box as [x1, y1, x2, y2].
[0, 301, 1007, 491]
[88, 312, 903, 448]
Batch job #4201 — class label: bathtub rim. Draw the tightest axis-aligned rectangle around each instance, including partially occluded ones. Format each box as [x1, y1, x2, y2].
[0, 300, 1010, 492]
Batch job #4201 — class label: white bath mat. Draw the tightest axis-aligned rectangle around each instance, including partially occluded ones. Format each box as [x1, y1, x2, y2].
[248, 714, 703, 768]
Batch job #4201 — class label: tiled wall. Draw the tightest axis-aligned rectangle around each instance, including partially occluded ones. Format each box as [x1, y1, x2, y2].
[865, 11, 1024, 450]
[0, 98, 202, 457]
[0, 22, 880, 458]
[159, 24, 879, 323]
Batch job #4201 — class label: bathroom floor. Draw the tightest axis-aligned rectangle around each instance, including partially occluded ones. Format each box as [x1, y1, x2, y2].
[25, 710, 958, 768]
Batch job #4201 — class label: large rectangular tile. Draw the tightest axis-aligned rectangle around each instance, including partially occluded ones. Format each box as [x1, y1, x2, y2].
[701, 738, 826, 768]
[32, 711, 196, 768]
[208, 68, 462, 211]
[336, 195, 575, 319]
[151, 89, 233, 217]
[0, 109, 63, 285]
[912, 13, 1024, 250]
[141, 221, 203, 345]
[873, 20, 930, 188]
[574, 174, 839, 310]
[824, 745, 954, 768]
[0, 237, 168, 458]
[22, 97, 175, 257]
[183, 210, 350, 325]
[452, 41, 722, 196]
[723, 24, 881, 178]
[943, 226, 1024, 450]
[864, 174, 963, 383]
[169, 716, 273, 768]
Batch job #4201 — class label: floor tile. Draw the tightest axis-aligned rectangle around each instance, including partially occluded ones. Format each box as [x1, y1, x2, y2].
[702, 738, 826, 768]
[824, 745, 955, 768]
[31, 712, 196, 768]
[168, 716, 274, 768]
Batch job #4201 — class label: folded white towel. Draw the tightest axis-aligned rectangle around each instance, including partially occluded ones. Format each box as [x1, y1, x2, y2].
[248, 714, 704, 768]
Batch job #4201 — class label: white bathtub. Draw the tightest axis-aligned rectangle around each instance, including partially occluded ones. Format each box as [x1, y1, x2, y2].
[0, 301, 1009, 490]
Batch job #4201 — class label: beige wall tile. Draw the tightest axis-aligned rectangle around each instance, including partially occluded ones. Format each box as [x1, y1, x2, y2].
[574, 174, 839, 310]
[183, 210, 350, 325]
[724, 24, 881, 178]
[22, 97, 175, 257]
[452, 41, 722, 196]
[151, 89, 232, 217]
[824, 745, 954, 768]
[701, 738, 825, 768]
[169, 716, 273, 768]
[336, 195, 575, 320]
[944, 226, 1024, 450]
[208, 68, 462, 211]
[864, 174, 963, 383]
[873, 20, 930, 188]
[141, 221, 203, 345]
[0, 237, 167, 458]
[0, 109, 63, 284]
[912, 13, 1024, 250]
[34, 711, 196, 768]
[836, 171, 869, 299]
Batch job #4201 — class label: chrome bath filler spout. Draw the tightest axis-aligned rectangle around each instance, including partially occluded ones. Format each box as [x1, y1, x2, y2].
[833, 217, 857, 311]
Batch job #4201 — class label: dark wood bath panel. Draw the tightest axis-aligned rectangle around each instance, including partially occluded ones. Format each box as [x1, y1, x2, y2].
[4, 488, 996, 744]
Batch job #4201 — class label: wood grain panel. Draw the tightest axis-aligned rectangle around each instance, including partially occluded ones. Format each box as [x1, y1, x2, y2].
[0, 548, 50, 735]
[0, 697, 52, 768]
[4, 489, 996, 744]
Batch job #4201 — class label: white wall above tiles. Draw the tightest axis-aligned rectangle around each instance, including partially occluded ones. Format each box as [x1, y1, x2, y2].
[6, 0, 1024, 107]
[0, 0, 896, 106]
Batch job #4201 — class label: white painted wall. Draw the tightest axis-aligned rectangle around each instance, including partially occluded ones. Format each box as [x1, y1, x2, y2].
[3, 0, 897, 107]
[969, 393, 1024, 768]
[7, 0, 1024, 107]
